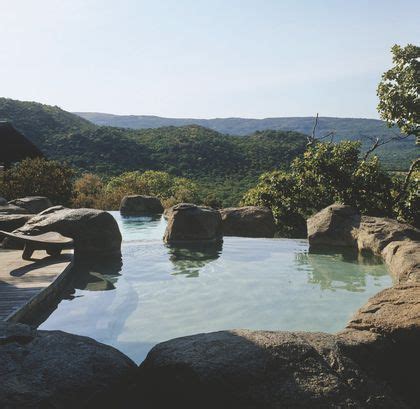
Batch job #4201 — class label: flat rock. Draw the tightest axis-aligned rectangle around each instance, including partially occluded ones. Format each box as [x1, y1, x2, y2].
[219, 206, 276, 237]
[0, 322, 136, 408]
[0, 204, 28, 214]
[8, 196, 52, 214]
[138, 329, 407, 409]
[0, 214, 34, 233]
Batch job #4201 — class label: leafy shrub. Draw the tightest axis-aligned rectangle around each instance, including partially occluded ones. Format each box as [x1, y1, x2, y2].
[242, 141, 396, 236]
[0, 157, 74, 205]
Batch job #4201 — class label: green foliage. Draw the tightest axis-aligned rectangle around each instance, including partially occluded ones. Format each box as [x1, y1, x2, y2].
[0, 158, 74, 205]
[102, 170, 200, 209]
[377, 44, 420, 139]
[72, 173, 105, 208]
[242, 142, 396, 236]
[77, 112, 418, 171]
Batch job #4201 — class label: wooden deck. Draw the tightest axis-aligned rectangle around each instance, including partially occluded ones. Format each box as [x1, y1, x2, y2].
[0, 249, 73, 321]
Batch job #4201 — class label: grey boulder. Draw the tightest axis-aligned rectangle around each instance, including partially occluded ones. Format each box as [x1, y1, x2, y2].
[0, 322, 136, 409]
[220, 206, 276, 237]
[8, 196, 53, 214]
[8, 207, 122, 257]
[120, 195, 164, 216]
[163, 203, 222, 243]
[139, 329, 407, 409]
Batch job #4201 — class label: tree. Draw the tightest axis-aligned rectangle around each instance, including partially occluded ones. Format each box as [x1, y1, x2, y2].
[377, 44, 420, 200]
[377, 44, 419, 140]
[72, 173, 105, 208]
[0, 158, 74, 205]
[242, 141, 395, 236]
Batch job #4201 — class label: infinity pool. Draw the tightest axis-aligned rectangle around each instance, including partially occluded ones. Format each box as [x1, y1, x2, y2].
[40, 212, 392, 363]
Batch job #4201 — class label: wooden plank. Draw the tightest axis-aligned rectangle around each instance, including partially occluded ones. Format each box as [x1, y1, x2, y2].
[0, 249, 73, 321]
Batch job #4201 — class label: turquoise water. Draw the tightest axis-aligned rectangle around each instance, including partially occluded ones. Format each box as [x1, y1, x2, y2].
[40, 211, 392, 363]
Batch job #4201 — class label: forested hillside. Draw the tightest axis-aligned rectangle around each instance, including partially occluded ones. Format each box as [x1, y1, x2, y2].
[76, 112, 417, 170]
[0, 98, 306, 205]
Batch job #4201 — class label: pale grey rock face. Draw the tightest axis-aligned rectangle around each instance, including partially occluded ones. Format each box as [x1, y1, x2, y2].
[163, 203, 222, 243]
[219, 206, 276, 238]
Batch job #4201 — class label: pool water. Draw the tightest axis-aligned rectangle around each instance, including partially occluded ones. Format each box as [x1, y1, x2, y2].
[40, 212, 392, 363]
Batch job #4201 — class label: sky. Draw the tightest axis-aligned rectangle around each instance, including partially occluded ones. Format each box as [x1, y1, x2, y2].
[1, 0, 419, 118]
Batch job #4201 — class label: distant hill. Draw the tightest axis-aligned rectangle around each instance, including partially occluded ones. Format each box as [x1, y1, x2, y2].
[0, 97, 94, 152]
[0, 98, 309, 205]
[75, 112, 418, 170]
[0, 121, 44, 167]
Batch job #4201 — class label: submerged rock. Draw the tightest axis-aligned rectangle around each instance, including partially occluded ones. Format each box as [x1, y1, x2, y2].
[120, 195, 164, 216]
[8, 196, 52, 214]
[6, 207, 122, 257]
[219, 206, 276, 238]
[138, 329, 407, 409]
[163, 203, 222, 243]
[0, 322, 136, 409]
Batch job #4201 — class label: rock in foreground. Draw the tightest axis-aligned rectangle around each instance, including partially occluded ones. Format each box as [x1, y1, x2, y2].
[163, 203, 222, 243]
[8, 196, 52, 214]
[0, 322, 136, 409]
[120, 195, 164, 216]
[220, 206, 276, 237]
[9, 207, 122, 257]
[138, 329, 407, 409]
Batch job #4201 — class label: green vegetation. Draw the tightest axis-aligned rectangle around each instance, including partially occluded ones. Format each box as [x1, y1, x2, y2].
[242, 141, 417, 236]
[0, 158, 74, 205]
[377, 44, 419, 141]
[243, 43, 419, 236]
[76, 113, 417, 171]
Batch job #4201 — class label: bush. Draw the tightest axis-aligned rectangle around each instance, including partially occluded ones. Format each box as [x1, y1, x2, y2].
[0, 157, 74, 205]
[72, 173, 105, 208]
[242, 141, 396, 236]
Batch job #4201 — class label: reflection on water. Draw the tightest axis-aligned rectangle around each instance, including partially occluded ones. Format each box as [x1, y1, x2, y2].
[295, 247, 389, 292]
[70, 257, 123, 293]
[166, 241, 223, 277]
[40, 213, 393, 364]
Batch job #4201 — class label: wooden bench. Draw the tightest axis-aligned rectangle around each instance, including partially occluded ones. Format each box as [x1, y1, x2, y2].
[0, 230, 73, 260]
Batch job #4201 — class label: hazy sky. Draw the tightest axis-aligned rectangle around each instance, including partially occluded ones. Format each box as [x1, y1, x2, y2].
[1, 0, 419, 118]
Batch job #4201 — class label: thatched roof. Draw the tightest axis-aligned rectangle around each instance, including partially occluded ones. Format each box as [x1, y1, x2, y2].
[0, 121, 43, 168]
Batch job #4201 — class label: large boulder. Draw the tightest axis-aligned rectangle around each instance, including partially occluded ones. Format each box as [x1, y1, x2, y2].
[138, 329, 407, 409]
[0, 197, 7, 206]
[307, 204, 360, 247]
[219, 206, 276, 238]
[8, 196, 52, 214]
[0, 322, 136, 408]
[7, 207, 122, 257]
[120, 195, 164, 216]
[163, 203, 222, 243]
[0, 214, 34, 232]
